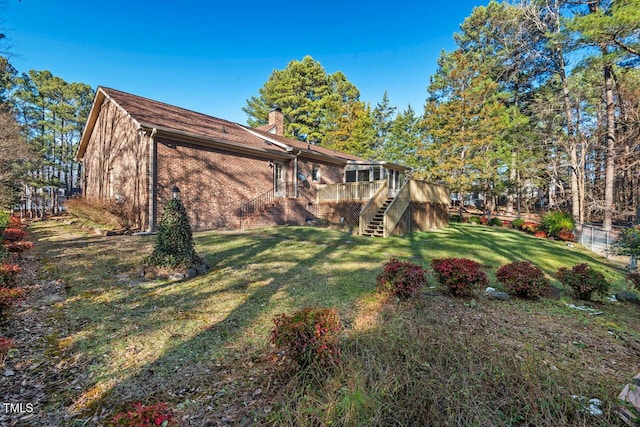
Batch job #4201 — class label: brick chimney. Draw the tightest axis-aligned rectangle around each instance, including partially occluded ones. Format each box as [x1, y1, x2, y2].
[268, 108, 284, 136]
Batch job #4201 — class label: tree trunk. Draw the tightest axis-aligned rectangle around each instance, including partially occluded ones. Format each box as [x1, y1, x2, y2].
[602, 62, 616, 230]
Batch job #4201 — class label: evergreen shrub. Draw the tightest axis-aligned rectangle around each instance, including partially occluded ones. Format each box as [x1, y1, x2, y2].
[489, 218, 503, 227]
[468, 216, 481, 224]
[147, 199, 198, 269]
[615, 226, 640, 257]
[0, 212, 9, 233]
[512, 218, 525, 229]
[541, 211, 575, 238]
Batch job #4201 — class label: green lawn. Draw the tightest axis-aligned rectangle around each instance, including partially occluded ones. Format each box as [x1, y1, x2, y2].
[26, 221, 637, 425]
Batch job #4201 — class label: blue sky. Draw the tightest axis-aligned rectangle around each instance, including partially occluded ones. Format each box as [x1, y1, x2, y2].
[3, 0, 487, 124]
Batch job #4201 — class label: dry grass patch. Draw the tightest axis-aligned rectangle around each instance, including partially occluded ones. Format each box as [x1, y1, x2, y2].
[8, 220, 637, 425]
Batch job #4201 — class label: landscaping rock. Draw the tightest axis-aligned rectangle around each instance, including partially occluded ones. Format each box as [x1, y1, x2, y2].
[616, 291, 640, 305]
[486, 290, 510, 301]
[37, 295, 64, 305]
[543, 284, 562, 300]
[169, 272, 186, 281]
[194, 263, 209, 275]
[186, 268, 197, 278]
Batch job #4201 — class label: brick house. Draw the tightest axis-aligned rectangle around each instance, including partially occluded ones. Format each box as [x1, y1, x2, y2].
[76, 87, 449, 236]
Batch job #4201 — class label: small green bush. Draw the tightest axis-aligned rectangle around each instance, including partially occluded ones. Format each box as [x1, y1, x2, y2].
[489, 218, 503, 227]
[147, 199, 198, 269]
[468, 216, 481, 224]
[512, 218, 524, 229]
[497, 261, 550, 298]
[0, 211, 9, 233]
[615, 226, 640, 257]
[271, 307, 342, 370]
[431, 258, 488, 297]
[556, 263, 609, 301]
[376, 258, 427, 299]
[541, 211, 575, 238]
[449, 214, 462, 223]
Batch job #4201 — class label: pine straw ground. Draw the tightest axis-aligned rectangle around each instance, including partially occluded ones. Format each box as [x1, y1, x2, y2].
[1, 219, 639, 426]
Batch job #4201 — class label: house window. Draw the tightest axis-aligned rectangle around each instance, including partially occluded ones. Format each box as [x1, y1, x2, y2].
[357, 169, 369, 182]
[311, 165, 320, 182]
[345, 170, 357, 182]
[373, 166, 382, 180]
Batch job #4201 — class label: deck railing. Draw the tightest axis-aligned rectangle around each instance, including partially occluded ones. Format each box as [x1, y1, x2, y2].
[383, 180, 410, 237]
[358, 181, 389, 235]
[317, 180, 386, 202]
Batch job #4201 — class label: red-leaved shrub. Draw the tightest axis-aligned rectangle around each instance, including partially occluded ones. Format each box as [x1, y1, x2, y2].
[4, 241, 34, 254]
[0, 287, 24, 320]
[108, 402, 176, 426]
[2, 228, 26, 242]
[0, 264, 21, 287]
[0, 336, 15, 362]
[7, 216, 21, 229]
[0, 336, 15, 354]
[557, 230, 575, 242]
[497, 261, 550, 298]
[376, 258, 426, 299]
[521, 222, 540, 233]
[271, 307, 341, 370]
[556, 263, 609, 301]
[431, 258, 488, 297]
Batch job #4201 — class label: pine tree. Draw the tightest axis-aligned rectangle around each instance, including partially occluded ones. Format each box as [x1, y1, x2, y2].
[243, 56, 361, 145]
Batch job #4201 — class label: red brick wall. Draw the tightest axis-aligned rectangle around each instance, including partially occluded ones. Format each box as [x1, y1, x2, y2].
[82, 99, 149, 229]
[156, 138, 277, 230]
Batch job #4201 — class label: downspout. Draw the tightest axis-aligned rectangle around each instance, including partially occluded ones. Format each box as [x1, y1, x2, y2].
[147, 127, 157, 232]
[293, 150, 301, 199]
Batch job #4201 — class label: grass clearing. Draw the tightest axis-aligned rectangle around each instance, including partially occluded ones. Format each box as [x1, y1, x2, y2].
[20, 220, 640, 425]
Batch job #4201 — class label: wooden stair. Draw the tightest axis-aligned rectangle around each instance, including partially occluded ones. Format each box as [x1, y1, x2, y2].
[361, 198, 394, 237]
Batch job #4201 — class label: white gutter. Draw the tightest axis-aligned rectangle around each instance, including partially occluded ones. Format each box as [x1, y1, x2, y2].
[293, 150, 302, 198]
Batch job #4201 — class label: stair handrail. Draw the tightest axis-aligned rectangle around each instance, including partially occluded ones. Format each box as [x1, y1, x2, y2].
[238, 188, 276, 226]
[383, 179, 411, 237]
[359, 181, 388, 235]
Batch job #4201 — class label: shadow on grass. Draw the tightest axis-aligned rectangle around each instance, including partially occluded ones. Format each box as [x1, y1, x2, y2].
[29, 222, 384, 420]
[26, 221, 629, 423]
